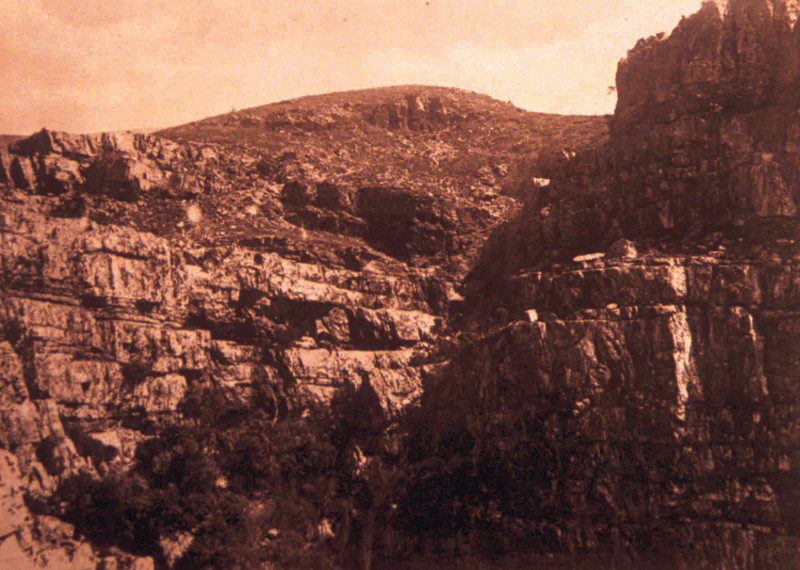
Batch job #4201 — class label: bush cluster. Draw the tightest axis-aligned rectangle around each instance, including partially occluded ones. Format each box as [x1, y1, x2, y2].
[53, 385, 400, 570]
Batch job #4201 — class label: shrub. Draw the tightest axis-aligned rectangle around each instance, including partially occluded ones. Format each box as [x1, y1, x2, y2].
[51, 387, 397, 569]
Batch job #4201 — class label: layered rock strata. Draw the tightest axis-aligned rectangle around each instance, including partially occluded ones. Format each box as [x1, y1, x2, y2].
[3, 87, 582, 566]
[3, 5, 800, 565]
[0, 129, 448, 567]
[429, 245, 800, 566]
[442, 0, 800, 566]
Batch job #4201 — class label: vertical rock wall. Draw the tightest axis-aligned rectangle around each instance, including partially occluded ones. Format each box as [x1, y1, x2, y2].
[440, 1, 800, 567]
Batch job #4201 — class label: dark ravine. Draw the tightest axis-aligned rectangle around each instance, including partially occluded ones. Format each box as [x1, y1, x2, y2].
[1, 2, 800, 569]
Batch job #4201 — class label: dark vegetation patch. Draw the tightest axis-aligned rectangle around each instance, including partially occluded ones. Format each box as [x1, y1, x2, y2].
[46, 376, 722, 569]
[49, 386, 403, 569]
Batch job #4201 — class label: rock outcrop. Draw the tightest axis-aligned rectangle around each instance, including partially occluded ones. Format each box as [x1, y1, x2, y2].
[0, 127, 451, 567]
[615, 0, 800, 126]
[1, 86, 602, 568]
[431, 1, 800, 567]
[470, 0, 800, 310]
[0, 187, 445, 423]
[426, 246, 800, 566]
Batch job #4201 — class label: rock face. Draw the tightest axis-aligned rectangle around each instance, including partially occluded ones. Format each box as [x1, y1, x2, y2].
[427, 249, 800, 566]
[432, 0, 800, 566]
[615, 0, 800, 126]
[0, 191, 445, 424]
[611, 0, 800, 238]
[1, 87, 601, 567]
[470, 0, 800, 308]
[0, 128, 450, 567]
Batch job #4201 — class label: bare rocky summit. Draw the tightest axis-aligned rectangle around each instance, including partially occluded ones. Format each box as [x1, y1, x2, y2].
[1, 3, 800, 569]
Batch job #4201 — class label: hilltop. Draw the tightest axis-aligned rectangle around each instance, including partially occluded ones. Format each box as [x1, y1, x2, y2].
[158, 85, 606, 192]
[156, 86, 607, 274]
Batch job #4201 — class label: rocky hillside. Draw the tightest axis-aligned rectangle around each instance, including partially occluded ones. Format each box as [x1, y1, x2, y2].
[158, 85, 606, 194]
[3, 2, 800, 568]
[0, 88, 604, 568]
[157, 86, 607, 274]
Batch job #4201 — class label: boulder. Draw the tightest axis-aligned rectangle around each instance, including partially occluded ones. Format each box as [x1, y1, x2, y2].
[40, 155, 84, 194]
[315, 180, 356, 213]
[606, 238, 638, 259]
[280, 180, 317, 208]
[84, 155, 166, 201]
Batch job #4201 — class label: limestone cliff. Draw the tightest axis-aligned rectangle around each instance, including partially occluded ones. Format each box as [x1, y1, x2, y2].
[0, 132, 445, 568]
[427, 0, 800, 567]
[469, 0, 800, 309]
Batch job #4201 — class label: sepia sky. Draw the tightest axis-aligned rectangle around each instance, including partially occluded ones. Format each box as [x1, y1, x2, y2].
[1, 0, 703, 135]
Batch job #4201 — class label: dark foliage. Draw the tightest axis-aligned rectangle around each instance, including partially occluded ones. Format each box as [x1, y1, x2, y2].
[52, 387, 405, 569]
